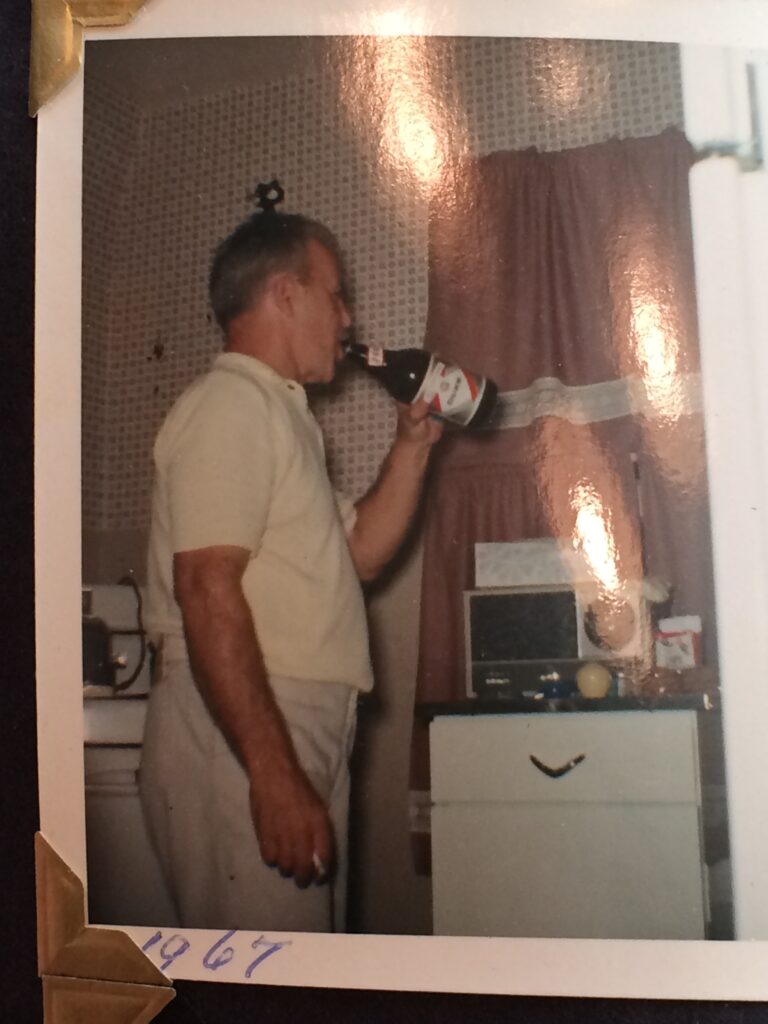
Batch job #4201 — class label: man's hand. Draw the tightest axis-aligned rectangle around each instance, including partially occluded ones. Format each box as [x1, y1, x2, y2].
[249, 763, 335, 888]
[395, 399, 444, 448]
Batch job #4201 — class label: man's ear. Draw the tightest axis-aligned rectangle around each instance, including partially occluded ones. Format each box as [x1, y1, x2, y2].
[267, 270, 299, 318]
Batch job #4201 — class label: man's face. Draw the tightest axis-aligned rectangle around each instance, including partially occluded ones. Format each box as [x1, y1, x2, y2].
[289, 239, 352, 384]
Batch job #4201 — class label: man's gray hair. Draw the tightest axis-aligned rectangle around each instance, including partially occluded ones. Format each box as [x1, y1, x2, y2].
[209, 212, 344, 331]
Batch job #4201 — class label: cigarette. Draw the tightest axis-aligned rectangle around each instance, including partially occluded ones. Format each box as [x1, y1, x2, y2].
[312, 852, 327, 879]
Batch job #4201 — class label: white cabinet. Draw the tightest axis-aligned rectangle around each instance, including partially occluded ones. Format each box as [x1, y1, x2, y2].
[84, 745, 178, 926]
[430, 711, 708, 939]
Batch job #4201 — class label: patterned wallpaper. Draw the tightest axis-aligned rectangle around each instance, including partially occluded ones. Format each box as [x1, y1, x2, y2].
[82, 37, 684, 534]
[82, 74, 144, 530]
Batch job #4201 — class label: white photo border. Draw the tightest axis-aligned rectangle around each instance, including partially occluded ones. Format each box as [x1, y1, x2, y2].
[35, 0, 768, 998]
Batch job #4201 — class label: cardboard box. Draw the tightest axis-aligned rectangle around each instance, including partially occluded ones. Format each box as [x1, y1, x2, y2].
[655, 615, 702, 669]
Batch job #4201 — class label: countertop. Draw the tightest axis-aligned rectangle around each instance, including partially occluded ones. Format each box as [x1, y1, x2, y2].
[417, 692, 718, 719]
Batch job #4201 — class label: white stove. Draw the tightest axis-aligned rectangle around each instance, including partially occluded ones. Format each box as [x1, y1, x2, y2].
[81, 583, 177, 926]
[82, 582, 151, 745]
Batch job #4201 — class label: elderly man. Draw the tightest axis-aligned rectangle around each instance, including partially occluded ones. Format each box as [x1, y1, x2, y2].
[140, 211, 441, 933]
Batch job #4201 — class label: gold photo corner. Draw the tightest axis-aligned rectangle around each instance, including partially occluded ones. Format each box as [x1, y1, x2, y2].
[29, 0, 150, 116]
[35, 833, 175, 1024]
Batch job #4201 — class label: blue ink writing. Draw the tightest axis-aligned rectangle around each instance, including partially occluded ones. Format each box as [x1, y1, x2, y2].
[139, 929, 290, 979]
[154, 934, 191, 972]
[203, 930, 238, 972]
[141, 931, 163, 953]
[245, 935, 291, 979]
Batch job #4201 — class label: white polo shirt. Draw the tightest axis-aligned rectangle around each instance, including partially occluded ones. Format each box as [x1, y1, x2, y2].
[145, 351, 373, 692]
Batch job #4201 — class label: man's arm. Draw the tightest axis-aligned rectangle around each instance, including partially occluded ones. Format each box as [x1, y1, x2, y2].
[173, 544, 333, 887]
[347, 400, 443, 581]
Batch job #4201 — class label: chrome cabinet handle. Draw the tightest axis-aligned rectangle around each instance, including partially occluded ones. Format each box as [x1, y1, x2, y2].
[529, 753, 586, 778]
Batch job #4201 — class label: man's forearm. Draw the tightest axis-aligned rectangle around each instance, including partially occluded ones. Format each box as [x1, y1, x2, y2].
[348, 435, 433, 581]
[179, 574, 299, 779]
[347, 401, 442, 581]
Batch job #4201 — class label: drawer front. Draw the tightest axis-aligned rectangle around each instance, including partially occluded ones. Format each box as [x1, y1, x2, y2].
[430, 711, 700, 804]
[431, 802, 706, 939]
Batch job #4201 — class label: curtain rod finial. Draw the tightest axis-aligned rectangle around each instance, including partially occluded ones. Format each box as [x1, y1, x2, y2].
[247, 180, 285, 214]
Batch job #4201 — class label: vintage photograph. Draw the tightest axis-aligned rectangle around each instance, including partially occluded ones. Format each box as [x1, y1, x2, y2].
[32, 0, 768, 1002]
[80, 31, 731, 942]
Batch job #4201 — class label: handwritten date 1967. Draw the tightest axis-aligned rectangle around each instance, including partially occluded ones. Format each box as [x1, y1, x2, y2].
[142, 929, 291, 979]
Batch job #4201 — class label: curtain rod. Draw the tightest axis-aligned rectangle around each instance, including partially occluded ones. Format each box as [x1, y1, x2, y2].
[692, 141, 763, 171]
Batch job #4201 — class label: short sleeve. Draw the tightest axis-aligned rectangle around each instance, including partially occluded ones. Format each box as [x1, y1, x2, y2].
[164, 377, 273, 554]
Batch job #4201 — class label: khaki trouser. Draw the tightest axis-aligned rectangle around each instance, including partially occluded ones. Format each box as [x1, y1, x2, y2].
[139, 645, 358, 933]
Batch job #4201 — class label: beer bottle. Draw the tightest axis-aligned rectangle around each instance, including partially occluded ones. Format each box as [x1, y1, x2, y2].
[346, 342, 497, 428]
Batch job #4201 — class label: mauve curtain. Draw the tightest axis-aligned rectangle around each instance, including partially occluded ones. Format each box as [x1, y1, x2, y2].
[409, 128, 717, 868]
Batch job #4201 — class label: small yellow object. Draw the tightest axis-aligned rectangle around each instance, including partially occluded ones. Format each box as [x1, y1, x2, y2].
[576, 662, 612, 699]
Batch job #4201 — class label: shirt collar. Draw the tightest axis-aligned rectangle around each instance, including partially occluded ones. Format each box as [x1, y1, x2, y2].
[213, 351, 308, 407]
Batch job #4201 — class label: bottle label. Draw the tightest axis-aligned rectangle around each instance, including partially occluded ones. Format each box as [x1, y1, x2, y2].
[416, 356, 486, 426]
[366, 346, 385, 368]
